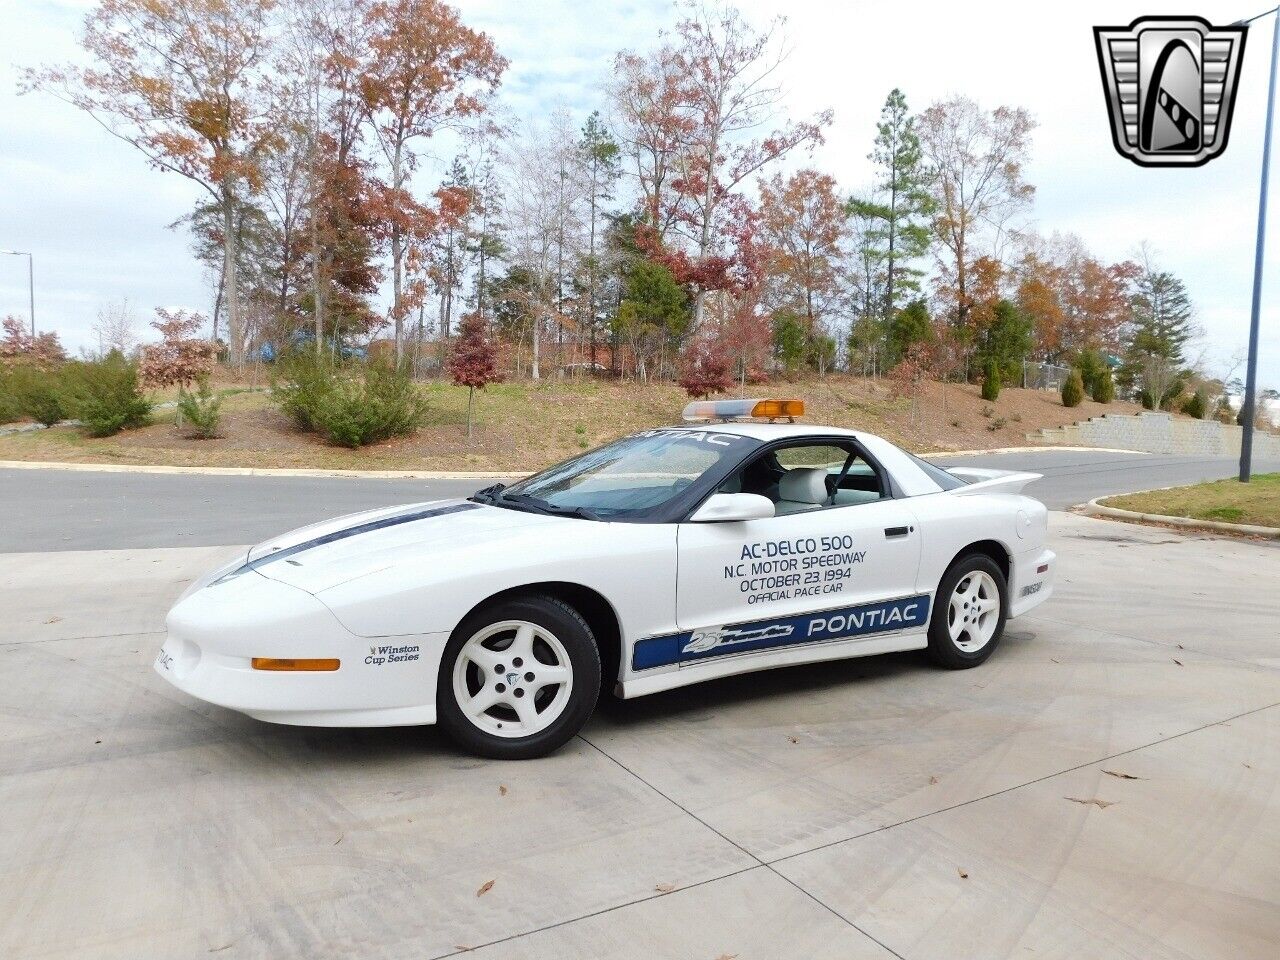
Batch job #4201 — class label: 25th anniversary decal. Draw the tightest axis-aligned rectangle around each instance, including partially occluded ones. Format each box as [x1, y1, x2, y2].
[632, 594, 931, 671]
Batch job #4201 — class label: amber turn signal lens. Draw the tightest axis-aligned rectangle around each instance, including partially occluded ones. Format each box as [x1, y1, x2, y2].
[751, 399, 804, 419]
[251, 657, 340, 672]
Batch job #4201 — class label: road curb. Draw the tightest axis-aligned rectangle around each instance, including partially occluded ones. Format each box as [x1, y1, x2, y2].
[923, 445, 1148, 457]
[0, 460, 523, 481]
[0, 444, 1143, 479]
[1084, 494, 1280, 538]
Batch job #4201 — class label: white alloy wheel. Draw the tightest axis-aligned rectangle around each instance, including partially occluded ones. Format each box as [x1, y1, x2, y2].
[947, 570, 1001, 653]
[451, 620, 575, 739]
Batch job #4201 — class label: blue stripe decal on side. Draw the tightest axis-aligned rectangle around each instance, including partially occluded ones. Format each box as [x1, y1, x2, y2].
[223, 502, 481, 579]
[632, 594, 931, 671]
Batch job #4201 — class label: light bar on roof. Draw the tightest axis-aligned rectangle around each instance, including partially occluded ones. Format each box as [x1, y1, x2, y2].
[681, 398, 805, 422]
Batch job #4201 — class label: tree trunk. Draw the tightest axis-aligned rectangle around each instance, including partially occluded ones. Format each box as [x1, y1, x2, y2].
[466, 385, 474, 440]
[221, 185, 242, 366]
[531, 314, 541, 380]
[391, 225, 404, 364]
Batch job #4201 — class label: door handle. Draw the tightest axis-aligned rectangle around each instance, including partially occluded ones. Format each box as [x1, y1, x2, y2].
[884, 526, 911, 539]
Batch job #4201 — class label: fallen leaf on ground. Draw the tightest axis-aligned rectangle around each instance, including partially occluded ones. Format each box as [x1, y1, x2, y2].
[957, 867, 969, 879]
[44, 616, 61, 624]
[1065, 797, 1117, 809]
[787, 735, 799, 744]
[333, 835, 343, 845]
[1102, 770, 1143, 780]
[454, 945, 473, 952]
[928, 775, 939, 785]
[476, 879, 495, 897]
[714, 954, 738, 960]
[1050, 658, 1060, 664]
[655, 882, 676, 893]
[1173, 659, 1183, 666]
[499, 784, 508, 796]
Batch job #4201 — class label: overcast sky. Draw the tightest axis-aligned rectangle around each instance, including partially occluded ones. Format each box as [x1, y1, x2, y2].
[1, 0, 1278, 389]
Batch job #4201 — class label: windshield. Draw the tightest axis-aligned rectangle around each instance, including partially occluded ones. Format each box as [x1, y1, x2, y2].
[492, 428, 760, 520]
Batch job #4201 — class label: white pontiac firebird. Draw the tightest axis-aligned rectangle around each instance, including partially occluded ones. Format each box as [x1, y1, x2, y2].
[155, 399, 1055, 759]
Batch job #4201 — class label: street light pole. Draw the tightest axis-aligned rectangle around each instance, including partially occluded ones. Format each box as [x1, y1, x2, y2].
[0, 249, 35, 338]
[1239, 7, 1280, 482]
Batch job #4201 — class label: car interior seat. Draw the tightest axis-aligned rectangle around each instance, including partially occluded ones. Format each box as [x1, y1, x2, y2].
[774, 467, 829, 515]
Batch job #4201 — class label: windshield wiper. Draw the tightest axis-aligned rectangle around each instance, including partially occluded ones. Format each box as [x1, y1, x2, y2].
[498, 492, 602, 522]
[469, 482, 507, 505]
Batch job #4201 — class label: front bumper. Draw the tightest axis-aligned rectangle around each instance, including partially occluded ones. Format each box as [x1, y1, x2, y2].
[153, 570, 448, 727]
[1009, 547, 1055, 618]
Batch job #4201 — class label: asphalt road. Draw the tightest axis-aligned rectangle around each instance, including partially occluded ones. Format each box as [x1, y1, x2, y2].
[2, 449, 1276, 552]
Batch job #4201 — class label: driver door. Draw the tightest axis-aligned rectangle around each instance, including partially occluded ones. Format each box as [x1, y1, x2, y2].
[672, 440, 923, 667]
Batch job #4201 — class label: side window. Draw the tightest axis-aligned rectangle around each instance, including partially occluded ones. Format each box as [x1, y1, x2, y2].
[717, 442, 887, 515]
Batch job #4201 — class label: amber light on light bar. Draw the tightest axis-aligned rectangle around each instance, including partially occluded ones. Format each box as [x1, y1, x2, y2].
[252, 657, 340, 672]
[750, 399, 804, 419]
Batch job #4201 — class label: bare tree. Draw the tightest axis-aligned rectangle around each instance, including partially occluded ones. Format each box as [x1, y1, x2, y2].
[918, 96, 1035, 336]
[91, 298, 140, 357]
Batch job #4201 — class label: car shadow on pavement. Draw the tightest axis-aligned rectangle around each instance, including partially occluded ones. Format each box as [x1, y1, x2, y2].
[208, 631, 1037, 763]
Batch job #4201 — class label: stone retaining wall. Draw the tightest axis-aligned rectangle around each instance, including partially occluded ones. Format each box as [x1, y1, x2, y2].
[1028, 411, 1280, 457]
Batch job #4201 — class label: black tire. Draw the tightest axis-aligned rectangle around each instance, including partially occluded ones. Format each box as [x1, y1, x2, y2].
[927, 553, 1007, 669]
[437, 594, 601, 759]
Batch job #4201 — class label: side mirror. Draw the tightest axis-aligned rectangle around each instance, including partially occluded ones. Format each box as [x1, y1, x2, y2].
[690, 492, 775, 523]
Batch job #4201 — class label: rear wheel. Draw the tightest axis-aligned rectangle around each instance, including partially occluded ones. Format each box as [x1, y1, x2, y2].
[437, 595, 600, 759]
[927, 554, 1007, 669]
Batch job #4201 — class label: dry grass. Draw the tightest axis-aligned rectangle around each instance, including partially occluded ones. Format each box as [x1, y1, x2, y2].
[1101, 474, 1280, 528]
[0, 373, 1147, 472]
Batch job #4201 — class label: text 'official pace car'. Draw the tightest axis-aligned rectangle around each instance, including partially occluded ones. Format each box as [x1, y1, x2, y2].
[155, 399, 1055, 758]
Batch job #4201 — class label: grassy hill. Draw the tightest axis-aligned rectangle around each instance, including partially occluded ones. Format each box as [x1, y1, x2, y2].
[0, 373, 1144, 473]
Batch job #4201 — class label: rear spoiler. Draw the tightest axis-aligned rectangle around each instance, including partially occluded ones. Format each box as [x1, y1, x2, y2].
[944, 467, 1042, 497]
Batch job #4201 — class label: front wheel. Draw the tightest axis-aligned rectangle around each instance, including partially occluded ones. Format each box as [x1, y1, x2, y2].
[927, 554, 1007, 669]
[437, 595, 600, 759]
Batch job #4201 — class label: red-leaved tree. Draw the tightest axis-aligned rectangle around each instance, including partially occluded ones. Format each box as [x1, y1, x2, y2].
[0, 315, 66, 370]
[139, 308, 217, 390]
[677, 334, 732, 399]
[447, 310, 501, 439]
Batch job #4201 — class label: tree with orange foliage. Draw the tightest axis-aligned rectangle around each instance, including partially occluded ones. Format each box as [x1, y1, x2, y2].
[919, 97, 1035, 338]
[360, 0, 505, 362]
[759, 169, 846, 341]
[25, 0, 281, 365]
[615, 5, 829, 326]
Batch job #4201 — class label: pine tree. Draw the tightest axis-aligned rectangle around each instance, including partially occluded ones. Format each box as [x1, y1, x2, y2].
[576, 112, 621, 367]
[851, 89, 935, 324]
[1124, 264, 1194, 404]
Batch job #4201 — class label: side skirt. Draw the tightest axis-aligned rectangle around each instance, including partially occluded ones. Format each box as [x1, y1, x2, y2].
[617, 630, 928, 699]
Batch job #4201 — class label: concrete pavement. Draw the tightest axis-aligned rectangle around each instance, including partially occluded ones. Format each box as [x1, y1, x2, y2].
[1, 513, 1278, 959]
[5, 449, 1279, 551]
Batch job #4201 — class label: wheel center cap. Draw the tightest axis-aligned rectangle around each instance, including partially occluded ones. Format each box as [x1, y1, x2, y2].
[506, 672, 520, 685]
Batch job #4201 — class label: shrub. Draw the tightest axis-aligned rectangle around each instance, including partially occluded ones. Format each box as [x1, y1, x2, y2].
[1139, 388, 1156, 410]
[1180, 389, 1207, 420]
[988, 416, 1008, 432]
[276, 357, 426, 448]
[0, 372, 18, 424]
[273, 350, 337, 432]
[1077, 349, 1106, 395]
[1061, 369, 1085, 408]
[1091, 366, 1115, 404]
[980, 404, 994, 418]
[59, 352, 152, 436]
[176, 377, 222, 439]
[6, 364, 65, 425]
[980, 359, 1001, 402]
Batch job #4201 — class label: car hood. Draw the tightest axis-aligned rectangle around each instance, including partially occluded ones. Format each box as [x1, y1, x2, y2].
[242, 498, 559, 595]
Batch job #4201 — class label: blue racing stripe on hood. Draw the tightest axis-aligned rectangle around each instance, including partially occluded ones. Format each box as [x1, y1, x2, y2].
[220, 502, 481, 582]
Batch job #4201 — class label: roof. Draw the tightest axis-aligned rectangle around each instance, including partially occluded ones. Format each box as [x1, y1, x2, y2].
[664, 421, 864, 442]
